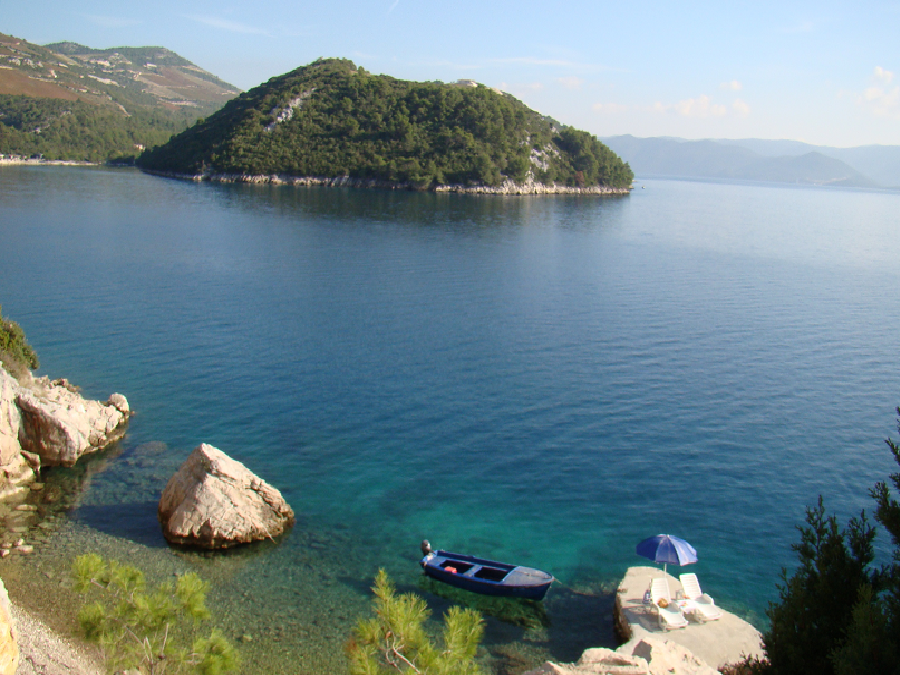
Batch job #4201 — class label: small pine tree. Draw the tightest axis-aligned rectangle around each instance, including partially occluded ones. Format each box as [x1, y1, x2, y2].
[762, 498, 877, 675]
[873, 409, 900, 623]
[348, 568, 484, 675]
[762, 406, 900, 675]
[72, 554, 239, 675]
[829, 583, 896, 675]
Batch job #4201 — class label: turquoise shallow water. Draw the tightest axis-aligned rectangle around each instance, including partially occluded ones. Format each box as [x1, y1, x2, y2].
[1, 166, 899, 672]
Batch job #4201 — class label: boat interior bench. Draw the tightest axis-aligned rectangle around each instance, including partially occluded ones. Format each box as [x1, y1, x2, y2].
[474, 566, 509, 581]
[443, 562, 509, 581]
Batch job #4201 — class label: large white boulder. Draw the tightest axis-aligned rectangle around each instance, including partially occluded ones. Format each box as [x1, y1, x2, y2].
[158, 444, 295, 548]
[15, 377, 130, 467]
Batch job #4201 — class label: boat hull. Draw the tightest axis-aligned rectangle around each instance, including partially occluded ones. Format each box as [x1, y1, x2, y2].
[420, 550, 553, 600]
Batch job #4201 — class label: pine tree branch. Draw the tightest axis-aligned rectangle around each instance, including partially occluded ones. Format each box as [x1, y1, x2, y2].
[385, 631, 420, 674]
[160, 621, 170, 656]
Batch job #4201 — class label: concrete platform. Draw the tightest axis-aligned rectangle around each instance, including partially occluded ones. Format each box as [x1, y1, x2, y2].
[614, 566, 765, 670]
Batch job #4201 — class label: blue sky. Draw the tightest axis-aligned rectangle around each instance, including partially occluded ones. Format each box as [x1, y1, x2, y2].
[4, 0, 899, 147]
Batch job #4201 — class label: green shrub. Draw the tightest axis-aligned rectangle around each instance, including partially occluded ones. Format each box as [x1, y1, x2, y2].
[0, 304, 39, 378]
[348, 568, 484, 675]
[72, 554, 239, 675]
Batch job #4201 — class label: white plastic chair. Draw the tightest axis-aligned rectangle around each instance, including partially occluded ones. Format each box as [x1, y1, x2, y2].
[649, 577, 688, 630]
[679, 572, 723, 621]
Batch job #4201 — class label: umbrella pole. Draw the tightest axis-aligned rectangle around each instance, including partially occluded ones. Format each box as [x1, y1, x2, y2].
[663, 563, 670, 598]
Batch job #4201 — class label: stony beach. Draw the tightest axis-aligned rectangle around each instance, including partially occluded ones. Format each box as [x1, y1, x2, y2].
[11, 601, 104, 675]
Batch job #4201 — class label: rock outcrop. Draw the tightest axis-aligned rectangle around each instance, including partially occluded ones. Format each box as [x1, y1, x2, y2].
[0, 577, 19, 675]
[523, 637, 718, 675]
[0, 370, 33, 500]
[614, 567, 764, 670]
[0, 365, 130, 497]
[158, 444, 294, 548]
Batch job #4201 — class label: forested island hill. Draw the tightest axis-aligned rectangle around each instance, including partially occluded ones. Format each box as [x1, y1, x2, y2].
[138, 58, 634, 193]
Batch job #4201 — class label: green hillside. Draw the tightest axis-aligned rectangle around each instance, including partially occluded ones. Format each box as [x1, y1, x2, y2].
[138, 58, 633, 189]
[0, 32, 239, 162]
[0, 94, 204, 161]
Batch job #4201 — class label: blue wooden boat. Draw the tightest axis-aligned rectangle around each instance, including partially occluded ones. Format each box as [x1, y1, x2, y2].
[419, 542, 554, 600]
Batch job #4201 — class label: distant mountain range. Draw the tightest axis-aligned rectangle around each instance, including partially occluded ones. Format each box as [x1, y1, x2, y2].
[599, 135, 900, 189]
[0, 32, 239, 161]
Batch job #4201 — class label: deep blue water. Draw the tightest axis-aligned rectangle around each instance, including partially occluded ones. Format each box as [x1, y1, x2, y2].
[1, 166, 899, 671]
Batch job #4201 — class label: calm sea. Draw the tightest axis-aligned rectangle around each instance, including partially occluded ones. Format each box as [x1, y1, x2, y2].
[1, 166, 899, 673]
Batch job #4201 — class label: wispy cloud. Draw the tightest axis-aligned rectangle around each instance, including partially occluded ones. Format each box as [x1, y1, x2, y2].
[592, 102, 628, 114]
[557, 76, 583, 89]
[186, 15, 270, 36]
[84, 15, 140, 29]
[733, 99, 750, 116]
[497, 57, 580, 67]
[650, 94, 738, 118]
[675, 95, 727, 117]
[419, 59, 483, 71]
[720, 80, 742, 91]
[852, 66, 900, 119]
[874, 66, 894, 84]
[491, 57, 621, 72]
[496, 81, 544, 96]
[388, 0, 400, 13]
[862, 86, 899, 117]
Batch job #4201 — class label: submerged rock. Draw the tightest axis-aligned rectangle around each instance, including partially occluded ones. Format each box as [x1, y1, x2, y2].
[158, 443, 294, 549]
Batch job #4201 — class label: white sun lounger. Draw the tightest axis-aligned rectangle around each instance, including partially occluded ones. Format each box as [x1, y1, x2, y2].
[679, 572, 724, 621]
[649, 577, 688, 630]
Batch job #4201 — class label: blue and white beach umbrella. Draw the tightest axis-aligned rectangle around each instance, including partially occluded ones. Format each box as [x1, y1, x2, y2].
[636, 534, 698, 593]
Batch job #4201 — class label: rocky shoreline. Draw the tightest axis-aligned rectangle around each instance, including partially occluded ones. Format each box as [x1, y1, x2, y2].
[1, 161, 631, 195]
[0, 159, 95, 167]
[1, 365, 131, 500]
[0, 360, 132, 674]
[141, 169, 632, 195]
[0, 360, 308, 673]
